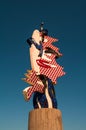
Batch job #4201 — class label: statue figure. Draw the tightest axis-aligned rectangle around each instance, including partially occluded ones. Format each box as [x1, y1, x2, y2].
[22, 23, 65, 109]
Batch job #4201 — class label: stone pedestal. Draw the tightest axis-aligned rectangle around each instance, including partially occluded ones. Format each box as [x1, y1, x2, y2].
[28, 108, 63, 130]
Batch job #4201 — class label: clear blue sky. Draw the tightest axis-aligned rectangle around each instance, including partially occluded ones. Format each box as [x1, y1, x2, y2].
[0, 0, 86, 130]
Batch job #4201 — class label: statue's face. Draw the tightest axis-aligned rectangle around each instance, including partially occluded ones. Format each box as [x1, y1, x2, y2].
[30, 30, 65, 84]
[32, 29, 42, 45]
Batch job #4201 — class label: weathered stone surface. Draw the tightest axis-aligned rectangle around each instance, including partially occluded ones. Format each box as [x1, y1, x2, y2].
[28, 108, 63, 130]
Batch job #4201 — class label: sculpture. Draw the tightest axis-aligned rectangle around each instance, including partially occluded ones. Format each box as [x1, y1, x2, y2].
[22, 23, 65, 109]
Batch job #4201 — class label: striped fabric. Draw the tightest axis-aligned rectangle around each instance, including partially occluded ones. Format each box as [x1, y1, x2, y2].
[23, 70, 44, 101]
[43, 36, 59, 52]
[38, 36, 65, 84]
[40, 54, 65, 84]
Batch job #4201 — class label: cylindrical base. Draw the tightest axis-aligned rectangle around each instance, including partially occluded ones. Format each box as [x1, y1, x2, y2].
[28, 108, 63, 130]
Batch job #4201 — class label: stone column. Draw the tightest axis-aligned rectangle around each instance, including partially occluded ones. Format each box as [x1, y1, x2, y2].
[28, 108, 63, 130]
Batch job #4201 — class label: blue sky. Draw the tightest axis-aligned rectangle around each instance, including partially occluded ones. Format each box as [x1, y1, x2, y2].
[0, 0, 86, 130]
